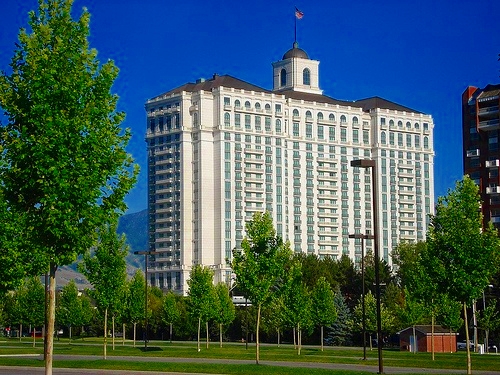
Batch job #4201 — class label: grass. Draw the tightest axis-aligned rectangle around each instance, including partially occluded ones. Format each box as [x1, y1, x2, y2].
[1, 337, 500, 374]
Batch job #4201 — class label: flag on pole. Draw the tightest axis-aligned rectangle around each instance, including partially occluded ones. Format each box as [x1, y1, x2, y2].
[295, 7, 304, 19]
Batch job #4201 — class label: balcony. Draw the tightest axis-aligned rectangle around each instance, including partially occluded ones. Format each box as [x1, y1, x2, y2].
[466, 149, 480, 157]
[478, 119, 500, 131]
[486, 186, 500, 194]
[486, 159, 500, 168]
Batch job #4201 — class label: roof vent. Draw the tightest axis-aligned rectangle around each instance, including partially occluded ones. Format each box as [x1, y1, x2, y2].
[196, 78, 206, 84]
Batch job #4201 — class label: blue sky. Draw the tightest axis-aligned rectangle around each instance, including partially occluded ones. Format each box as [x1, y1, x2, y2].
[1, 0, 499, 214]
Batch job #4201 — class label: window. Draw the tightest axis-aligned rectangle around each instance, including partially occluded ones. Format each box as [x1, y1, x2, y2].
[265, 103, 271, 111]
[276, 119, 282, 133]
[352, 116, 359, 125]
[424, 136, 429, 149]
[293, 109, 299, 117]
[318, 125, 324, 139]
[255, 102, 261, 110]
[317, 112, 324, 121]
[293, 122, 300, 137]
[280, 68, 287, 86]
[234, 113, 241, 128]
[353, 129, 359, 143]
[305, 110, 312, 120]
[234, 100, 241, 108]
[265, 117, 271, 131]
[329, 113, 335, 122]
[381, 131, 386, 144]
[341, 128, 347, 142]
[245, 101, 251, 109]
[224, 97, 230, 106]
[340, 115, 347, 123]
[303, 68, 310, 85]
[224, 113, 230, 127]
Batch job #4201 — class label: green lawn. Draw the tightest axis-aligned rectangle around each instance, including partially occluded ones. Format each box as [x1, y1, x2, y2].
[1, 338, 499, 374]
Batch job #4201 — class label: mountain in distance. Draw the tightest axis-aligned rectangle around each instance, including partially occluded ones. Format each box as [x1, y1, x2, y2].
[56, 208, 148, 288]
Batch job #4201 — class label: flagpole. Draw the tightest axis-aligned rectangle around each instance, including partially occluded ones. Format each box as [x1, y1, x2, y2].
[294, 13, 297, 43]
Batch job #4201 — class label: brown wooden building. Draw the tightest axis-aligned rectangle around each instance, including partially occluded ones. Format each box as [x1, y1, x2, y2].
[398, 325, 457, 353]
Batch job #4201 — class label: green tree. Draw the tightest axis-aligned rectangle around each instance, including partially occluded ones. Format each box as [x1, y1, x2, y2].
[312, 276, 337, 351]
[162, 290, 180, 343]
[232, 212, 292, 364]
[326, 289, 352, 346]
[436, 293, 463, 353]
[18, 277, 45, 347]
[213, 283, 236, 348]
[478, 300, 500, 353]
[80, 221, 128, 359]
[423, 176, 500, 374]
[0, 0, 137, 372]
[125, 270, 145, 347]
[395, 288, 429, 353]
[57, 280, 82, 341]
[187, 265, 215, 352]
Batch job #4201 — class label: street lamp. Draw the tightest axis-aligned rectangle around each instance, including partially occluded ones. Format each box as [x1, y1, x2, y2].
[351, 158, 383, 374]
[134, 249, 159, 350]
[349, 233, 374, 361]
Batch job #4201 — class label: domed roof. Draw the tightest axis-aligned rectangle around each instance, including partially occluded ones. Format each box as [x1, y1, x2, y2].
[282, 42, 309, 60]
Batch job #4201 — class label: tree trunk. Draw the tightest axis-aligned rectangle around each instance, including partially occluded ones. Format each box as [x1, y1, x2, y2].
[321, 325, 324, 352]
[277, 328, 280, 347]
[206, 321, 209, 349]
[133, 322, 136, 348]
[169, 322, 173, 343]
[256, 303, 261, 365]
[197, 316, 201, 352]
[431, 312, 435, 360]
[103, 308, 108, 360]
[412, 325, 416, 353]
[464, 302, 471, 375]
[112, 315, 115, 351]
[297, 323, 301, 355]
[69, 326, 72, 344]
[33, 326, 36, 348]
[293, 326, 296, 349]
[122, 323, 125, 346]
[369, 333, 373, 351]
[19, 323, 22, 341]
[44, 263, 56, 375]
[219, 323, 223, 348]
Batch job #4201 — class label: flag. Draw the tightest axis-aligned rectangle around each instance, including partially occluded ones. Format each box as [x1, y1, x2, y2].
[295, 7, 304, 19]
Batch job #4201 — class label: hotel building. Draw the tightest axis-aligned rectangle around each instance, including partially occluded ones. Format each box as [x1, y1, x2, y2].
[462, 84, 500, 228]
[145, 43, 435, 294]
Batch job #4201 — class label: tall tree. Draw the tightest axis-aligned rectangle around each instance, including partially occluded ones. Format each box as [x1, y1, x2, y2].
[312, 276, 337, 351]
[18, 277, 45, 347]
[125, 270, 145, 347]
[326, 289, 352, 346]
[0, 0, 137, 373]
[187, 265, 215, 352]
[395, 288, 429, 353]
[57, 280, 83, 342]
[80, 221, 128, 360]
[232, 211, 292, 364]
[423, 176, 500, 374]
[213, 283, 236, 348]
[162, 290, 180, 343]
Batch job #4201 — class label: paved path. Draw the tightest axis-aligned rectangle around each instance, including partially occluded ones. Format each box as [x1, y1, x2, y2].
[2, 354, 500, 375]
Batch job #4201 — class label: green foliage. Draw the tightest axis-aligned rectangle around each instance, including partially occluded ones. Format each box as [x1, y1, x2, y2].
[214, 283, 236, 328]
[56, 280, 93, 333]
[125, 271, 145, 325]
[17, 277, 45, 329]
[424, 176, 500, 306]
[80, 220, 128, 316]
[312, 276, 337, 328]
[436, 294, 463, 332]
[478, 300, 500, 333]
[326, 289, 352, 346]
[395, 288, 429, 331]
[353, 291, 395, 335]
[162, 291, 180, 327]
[187, 265, 215, 323]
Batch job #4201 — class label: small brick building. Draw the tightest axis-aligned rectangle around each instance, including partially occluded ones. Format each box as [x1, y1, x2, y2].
[398, 325, 457, 353]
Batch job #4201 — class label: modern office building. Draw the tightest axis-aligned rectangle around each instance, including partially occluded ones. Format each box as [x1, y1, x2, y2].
[462, 84, 500, 228]
[145, 42, 435, 294]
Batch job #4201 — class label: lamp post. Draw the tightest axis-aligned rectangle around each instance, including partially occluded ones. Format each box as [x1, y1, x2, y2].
[134, 250, 159, 350]
[349, 233, 374, 361]
[351, 158, 383, 374]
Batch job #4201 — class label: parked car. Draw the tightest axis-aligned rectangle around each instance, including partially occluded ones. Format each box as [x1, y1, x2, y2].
[457, 341, 474, 350]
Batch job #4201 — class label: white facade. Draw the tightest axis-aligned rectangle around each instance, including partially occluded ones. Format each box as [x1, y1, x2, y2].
[145, 44, 435, 294]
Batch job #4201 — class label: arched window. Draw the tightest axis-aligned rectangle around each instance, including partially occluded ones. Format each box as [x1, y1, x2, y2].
[305, 110, 312, 120]
[352, 116, 359, 125]
[398, 120, 403, 128]
[329, 114, 335, 122]
[406, 121, 411, 128]
[414, 122, 420, 129]
[381, 131, 386, 144]
[234, 100, 241, 108]
[389, 120, 394, 127]
[255, 102, 261, 110]
[293, 109, 299, 117]
[424, 136, 429, 149]
[280, 68, 287, 87]
[317, 112, 324, 121]
[303, 68, 310, 85]
[245, 101, 251, 109]
[340, 115, 347, 123]
[276, 119, 282, 133]
[224, 113, 230, 127]
[265, 103, 271, 111]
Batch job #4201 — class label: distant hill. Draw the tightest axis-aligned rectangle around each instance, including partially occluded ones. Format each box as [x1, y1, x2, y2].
[56, 208, 148, 288]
